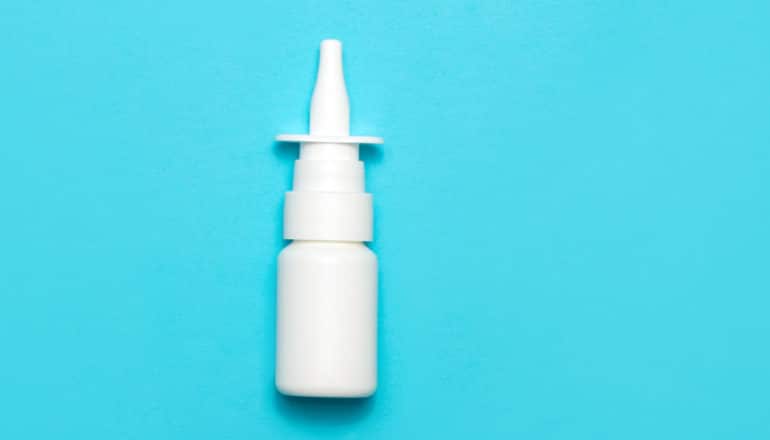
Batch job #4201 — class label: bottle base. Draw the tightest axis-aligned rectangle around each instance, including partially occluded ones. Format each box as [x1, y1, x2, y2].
[276, 380, 376, 398]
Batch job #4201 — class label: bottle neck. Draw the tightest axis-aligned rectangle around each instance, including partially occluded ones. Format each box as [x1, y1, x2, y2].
[292, 142, 365, 193]
[285, 141, 371, 242]
[299, 142, 357, 160]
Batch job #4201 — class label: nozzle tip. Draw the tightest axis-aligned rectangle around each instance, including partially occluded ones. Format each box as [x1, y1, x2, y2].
[310, 39, 349, 136]
[320, 39, 342, 50]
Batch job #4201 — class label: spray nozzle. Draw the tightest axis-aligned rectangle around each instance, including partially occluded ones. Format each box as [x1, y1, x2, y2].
[277, 39, 383, 145]
[310, 40, 349, 136]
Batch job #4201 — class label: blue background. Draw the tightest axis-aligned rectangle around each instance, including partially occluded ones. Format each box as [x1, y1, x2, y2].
[2, 0, 769, 438]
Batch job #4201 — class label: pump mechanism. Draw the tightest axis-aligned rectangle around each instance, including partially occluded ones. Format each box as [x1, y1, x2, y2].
[276, 39, 382, 243]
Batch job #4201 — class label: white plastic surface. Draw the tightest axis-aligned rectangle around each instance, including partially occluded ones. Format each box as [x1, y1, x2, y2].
[274, 39, 381, 397]
[276, 134, 383, 144]
[284, 191, 372, 241]
[277, 39, 381, 242]
[276, 241, 377, 397]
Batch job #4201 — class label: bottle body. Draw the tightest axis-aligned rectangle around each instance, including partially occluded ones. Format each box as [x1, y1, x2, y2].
[276, 240, 377, 397]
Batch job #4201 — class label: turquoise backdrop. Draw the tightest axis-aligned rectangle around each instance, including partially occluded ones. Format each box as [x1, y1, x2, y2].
[1, 0, 769, 438]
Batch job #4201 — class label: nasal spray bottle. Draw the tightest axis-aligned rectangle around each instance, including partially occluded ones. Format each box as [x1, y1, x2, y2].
[275, 40, 382, 397]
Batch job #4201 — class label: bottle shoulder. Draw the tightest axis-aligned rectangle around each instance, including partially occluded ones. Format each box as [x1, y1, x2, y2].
[279, 241, 376, 263]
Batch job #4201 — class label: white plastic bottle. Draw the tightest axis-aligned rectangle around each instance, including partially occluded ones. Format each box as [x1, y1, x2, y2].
[275, 40, 383, 397]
